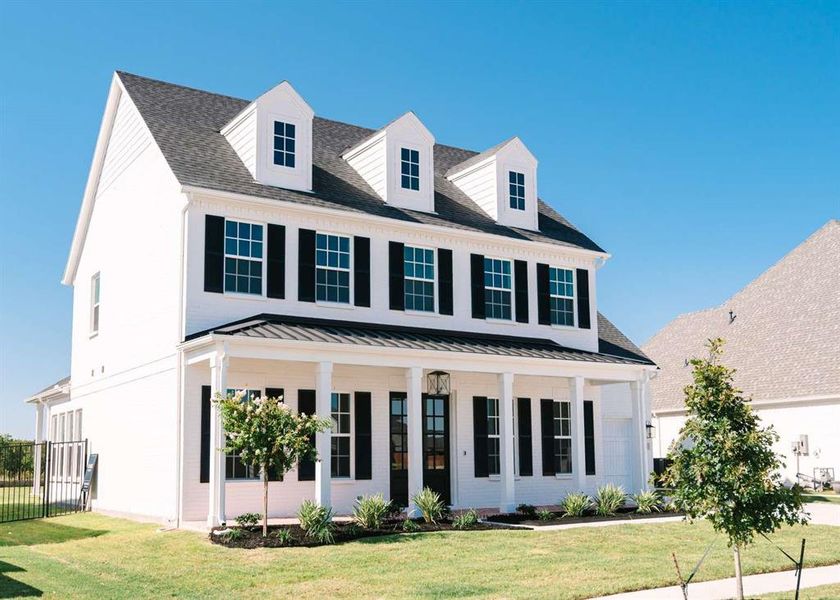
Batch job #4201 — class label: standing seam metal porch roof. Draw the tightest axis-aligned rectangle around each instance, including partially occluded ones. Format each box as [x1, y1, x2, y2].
[185, 314, 654, 366]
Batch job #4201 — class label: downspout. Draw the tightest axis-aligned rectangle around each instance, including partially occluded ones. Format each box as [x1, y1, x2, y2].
[174, 196, 190, 528]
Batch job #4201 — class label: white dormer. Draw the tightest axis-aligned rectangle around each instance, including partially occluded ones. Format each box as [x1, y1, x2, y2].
[222, 81, 314, 192]
[446, 137, 538, 231]
[342, 112, 435, 213]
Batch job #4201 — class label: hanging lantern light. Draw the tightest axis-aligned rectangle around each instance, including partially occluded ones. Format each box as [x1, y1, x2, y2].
[426, 370, 451, 395]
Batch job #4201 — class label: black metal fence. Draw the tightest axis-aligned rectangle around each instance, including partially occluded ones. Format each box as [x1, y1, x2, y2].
[0, 440, 88, 523]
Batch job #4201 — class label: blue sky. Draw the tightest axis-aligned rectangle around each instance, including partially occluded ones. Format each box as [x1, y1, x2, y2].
[1, 1, 837, 438]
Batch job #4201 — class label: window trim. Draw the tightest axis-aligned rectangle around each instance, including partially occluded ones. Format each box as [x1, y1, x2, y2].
[400, 147, 420, 191]
[548, 266, 576, 328]
[486, 397, 500, 476]
[272, 119, 297, 169]
[483, 256, 514, 322]
[403, 244, 437, 314]
[223, 218, 267, 298]
[90, 272, 100, 336]
[553, 400, 573, 475]
[508, 170, 525, 211]
[315, 230, 354, 306]
[330, 391, 353, 479]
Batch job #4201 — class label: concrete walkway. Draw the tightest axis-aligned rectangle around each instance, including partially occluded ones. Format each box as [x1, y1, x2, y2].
[593, 564, 840, 599]
[805, 501, 840, 526]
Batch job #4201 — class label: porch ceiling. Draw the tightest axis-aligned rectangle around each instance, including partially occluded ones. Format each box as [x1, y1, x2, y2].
[184, 314, 654, 366]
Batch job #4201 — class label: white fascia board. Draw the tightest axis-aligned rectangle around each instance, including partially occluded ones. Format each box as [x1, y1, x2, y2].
[24, 384, 71, 405]
[340, 128, 387, 161]
[446, 154, 497, 183]
[181, 184, 611, 263]
[220, 101, 256, 137]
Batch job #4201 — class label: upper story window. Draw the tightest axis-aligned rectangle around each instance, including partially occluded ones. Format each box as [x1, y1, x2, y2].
[90, 273, 100, 335]
[331, 392, 351, 478]
[486, 397, 500, 476]
[316, 233, 350, 303]
[224, 220, 263, 295]
[552, 400, 573, 474]
[509, 171, 525, 210]
[549, 267, 575, 326]
[273, 121, 296, 168]
[400, 148, 420, 191]
[404, 246, 435, 312]
[484, 257, 512, 320]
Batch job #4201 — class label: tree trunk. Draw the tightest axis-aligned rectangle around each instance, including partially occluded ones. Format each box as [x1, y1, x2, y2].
[733, 544, 744, 600]
[262, 466, 269, 537]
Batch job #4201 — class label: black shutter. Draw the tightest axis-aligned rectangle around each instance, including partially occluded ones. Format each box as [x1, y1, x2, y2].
[470, 254, 485, 319]
[264, 388, 285, 481]
[517, 397, 533, 476]
[298, 229, 316, 302]
[204, 215, 224, 293]
[354, 392, 372, 480]
[354, 236, 370, 307]
[473, 396, 489, 477]
[200, 385, 211, 483]
[576, 268, 591, 329]
[540, 399, 554, 476]
[514, 260, 529, 323]
[438, 248, 453, 315]
[537, 263, 551, 325]
[389, 241, 405, 311]
[266, 224, 286, 299]
[297, 389, 316, 481]
[584, 400, 596, 476]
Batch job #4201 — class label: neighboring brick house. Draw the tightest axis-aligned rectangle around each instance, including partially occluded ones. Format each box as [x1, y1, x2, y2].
[644, 220, 840, 485]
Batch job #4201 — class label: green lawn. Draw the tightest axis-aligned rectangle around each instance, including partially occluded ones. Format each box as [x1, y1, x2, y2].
[1, 513, 839, 599]
[761, 584, 840, 599]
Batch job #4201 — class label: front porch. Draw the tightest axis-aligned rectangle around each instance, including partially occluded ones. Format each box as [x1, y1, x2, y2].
[179, 316, 655, 527]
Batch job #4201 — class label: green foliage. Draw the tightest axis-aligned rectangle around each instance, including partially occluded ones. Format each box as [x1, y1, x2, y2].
[633, 491, 661, 514]
[270, 528, 293, 545]
[516, 503, 537, 518]
[402, 518, 420, 532]
[663, 339, 807, 549]
[0, 434, 34, 474]
[352, 494, 392, 530]
[297, 500, 335, 545]
[235, 512, 261, 528]
[452, 509, 480, 530]
[537, 509, 554, 521]
[594, 484, 626, 516]
[561, 492, 592, 517]
[223, 528, 246, 542]
[412, 487, 445, 524]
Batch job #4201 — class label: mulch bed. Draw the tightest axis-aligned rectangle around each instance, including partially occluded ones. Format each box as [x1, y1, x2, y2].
[486, 506, 682, 527]
[210, 518, 517, 549]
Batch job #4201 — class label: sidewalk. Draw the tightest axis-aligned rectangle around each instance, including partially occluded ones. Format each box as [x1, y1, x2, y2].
[592, 564, 840, 600]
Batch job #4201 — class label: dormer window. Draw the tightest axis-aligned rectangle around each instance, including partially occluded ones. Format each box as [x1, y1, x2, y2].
[509, 171, 525, 210]
[400, 148, 420, 191]
[273, 121, 296, 168]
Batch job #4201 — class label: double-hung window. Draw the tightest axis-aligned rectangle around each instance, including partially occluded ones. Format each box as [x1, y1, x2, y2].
[549, 267, 575, 326]
[400, 148, 420, 191]
[225, 389, 262, 480]
[484, 258, 512, 320]
[90, 273, 100, 334]
[331, 392, 351, 478]
[404, 246, 435, 312]
[273, 121, 296, 167]
[315, 233, 351, 303]
[486, 398, 500, 476]
[509, 171, 525, 210]
[224, 220, 263, 295]
[553, 400, 573, 474]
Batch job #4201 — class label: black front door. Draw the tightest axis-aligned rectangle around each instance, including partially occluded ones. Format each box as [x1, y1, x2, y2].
[389, 392, 408, 507]
[422, 394, 451, 505]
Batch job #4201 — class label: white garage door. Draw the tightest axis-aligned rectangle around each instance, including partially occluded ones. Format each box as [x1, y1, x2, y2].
[603, 418, 634, 491]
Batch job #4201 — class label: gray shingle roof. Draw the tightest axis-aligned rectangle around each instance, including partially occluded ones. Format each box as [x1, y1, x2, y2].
[116, 72, 605, 253]
[28, 375, 71, 399]
[186, 313, 653, 366]
[445, 136, 517, 177]
[643, 220, 840, 412]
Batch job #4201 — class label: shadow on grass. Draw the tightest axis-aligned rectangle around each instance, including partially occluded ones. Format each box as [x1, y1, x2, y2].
[804, 494, 840, 504]
[411, 581, 495, 598]
[0, 561, 42, 598]
[0, 520, 107, 547]
[352, 532, 433, 545]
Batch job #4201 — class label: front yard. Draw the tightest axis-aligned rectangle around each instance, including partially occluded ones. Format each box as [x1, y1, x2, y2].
[2, 513, 840, 599]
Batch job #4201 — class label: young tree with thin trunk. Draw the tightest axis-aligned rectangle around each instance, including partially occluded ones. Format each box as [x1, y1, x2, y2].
[663, 339, 807, 600]
[215, 391, 331, 537]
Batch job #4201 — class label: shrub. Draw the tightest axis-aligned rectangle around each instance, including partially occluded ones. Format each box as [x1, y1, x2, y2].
[537, 509, 554, 521]
[298, 500, 335, 545]
[235, 512, 261, 529]
[345, 523, 361, 538]
[452, 509, 479, 530]
[517, 503, 537, 518]
[224, 527, 246, 542]
[561, 492, 592, 517]
[353, 493, 392, 530]
[594, 484, 627, 516]
[633, 490, 661, 514]
[412, 487, 445, 524]
[271, 527, 293, 545]
[402, 518, 420, 532]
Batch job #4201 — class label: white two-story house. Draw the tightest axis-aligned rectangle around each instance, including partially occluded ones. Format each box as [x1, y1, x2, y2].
[32, 72, 656, 527]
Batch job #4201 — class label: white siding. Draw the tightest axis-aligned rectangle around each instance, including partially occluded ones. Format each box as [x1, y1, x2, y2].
[345, 135, 387, 200]
[97, 93, 152, 196]
[449, 161, 498, 219]
[222, 105, 257, 178]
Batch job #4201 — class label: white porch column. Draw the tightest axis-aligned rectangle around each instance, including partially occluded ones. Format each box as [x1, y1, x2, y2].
[207, 350, 229, 528]
[498, 372, 516, 513]
[639, 375, 653, 490]
[406, 366, 423, 517]
[571, 376, 587, 491]
[315, 361, 333, 508]
[630, 380, 647, 492]
[33, 402, 45, 496]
